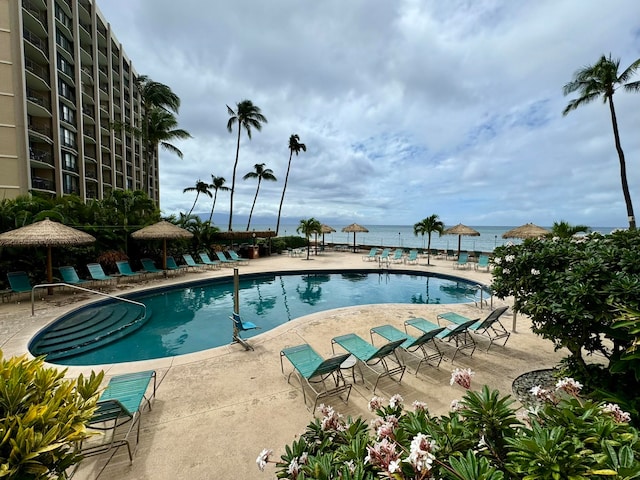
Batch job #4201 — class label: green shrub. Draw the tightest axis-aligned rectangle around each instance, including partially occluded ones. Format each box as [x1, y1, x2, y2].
[0, 353, 103, 479]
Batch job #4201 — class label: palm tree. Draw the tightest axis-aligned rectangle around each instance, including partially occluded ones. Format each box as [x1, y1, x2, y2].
[243, 163, 276, 231]
[208, 175, 230, 224]
[276, 134, 307, 235]
[296, 217, 322, 260]
[226, 100, 268, 231]
[563, 54, 640, 230]
[183, 180, 212, 217]
[413, 214, 444, 265]
[549, 220, 590, 239]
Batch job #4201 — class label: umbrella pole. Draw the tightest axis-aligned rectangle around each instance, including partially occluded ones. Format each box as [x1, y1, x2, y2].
[353, 233, 356, 253]
[162, 239, 167, 270]
[47, 246, 53, 295]
[457, 235, 461, 258]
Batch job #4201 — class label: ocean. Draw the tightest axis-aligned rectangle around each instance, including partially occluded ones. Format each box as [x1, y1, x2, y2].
[245, 224, 616, 253]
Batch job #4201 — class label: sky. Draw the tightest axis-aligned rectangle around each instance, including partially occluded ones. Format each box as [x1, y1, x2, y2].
[96, 0, 640, 228]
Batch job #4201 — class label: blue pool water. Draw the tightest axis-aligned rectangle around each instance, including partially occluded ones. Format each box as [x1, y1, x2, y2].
[32, 270, 489, 366]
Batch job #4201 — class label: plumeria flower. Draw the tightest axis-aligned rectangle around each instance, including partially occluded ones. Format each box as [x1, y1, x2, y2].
[287, 458, 300, 476]
[555, 377, 582, 396]
[505, 254, 515, 262]
[365, 438, 400, 471]
[450, 399, 463, 412]
[600, 403, 631, 423]
[407, 433, 437, 472]
[368, 396, 385, 412]
[529, 385, 550, 400]
[344, 460, 356, 474]
[389, 394, 404, 409]
[450, 368, 474, 389]
[503, 268, 511, 275]
[493, 257, 502, 265]
[256, 448, 272, 471]
[412, 400, 428, 412]
[531, 268, 540, 275]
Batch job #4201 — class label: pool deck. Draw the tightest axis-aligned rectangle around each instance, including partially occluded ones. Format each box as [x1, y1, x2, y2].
[0, 250, 566, 479]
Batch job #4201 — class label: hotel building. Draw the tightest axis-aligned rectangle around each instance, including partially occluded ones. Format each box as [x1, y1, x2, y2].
[0, 0, 159, 204]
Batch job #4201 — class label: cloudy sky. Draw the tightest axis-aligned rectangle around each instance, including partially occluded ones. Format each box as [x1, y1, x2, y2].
[97, 0, 640, 228]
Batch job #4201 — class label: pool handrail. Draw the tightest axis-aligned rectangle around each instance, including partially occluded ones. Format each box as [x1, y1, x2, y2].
[30, 283, 147, 319]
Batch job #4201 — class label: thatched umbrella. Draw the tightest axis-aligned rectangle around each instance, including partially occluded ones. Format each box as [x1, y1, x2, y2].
[442, 223, 480, 257]
[341, 223, 369, 253]
[0, 218, 95, 292]
[502, 223, 550, 239]
[320, 224, 336, 251]
[131, 220, 193, 270]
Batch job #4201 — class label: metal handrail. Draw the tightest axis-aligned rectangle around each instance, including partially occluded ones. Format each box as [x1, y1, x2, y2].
[31, 283, 146, 318]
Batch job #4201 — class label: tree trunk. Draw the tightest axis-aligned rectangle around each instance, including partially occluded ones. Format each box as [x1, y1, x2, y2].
[209, 191, 218, 224]
[228, 127, 242, 231]
[609, 97, 636, 229]
[427, 234, 432, 265]
[246, 179, 261, 231]
[187, 193, 198, 217]
[276, 150, 293, 236]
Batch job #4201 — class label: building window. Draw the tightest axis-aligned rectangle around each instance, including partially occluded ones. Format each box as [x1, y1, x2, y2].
[60, 127, 76, 148]
[61, 151, 78, 172]
[55, 28, 73, 52]
[58, 80, 75, 102]
[55, 4, 73, 31]
[59, 103, 75, 125]
[57, 55, 74, 78]
[63, 173, 79, 195]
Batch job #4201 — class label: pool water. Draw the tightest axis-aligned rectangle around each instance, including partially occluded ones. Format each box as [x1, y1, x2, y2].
[33, 271, 488, 365]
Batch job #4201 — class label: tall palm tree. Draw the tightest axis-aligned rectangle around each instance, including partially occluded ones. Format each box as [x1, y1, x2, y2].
[243, 163, 276, 231]
[226, 100, 268, 231]
[549, 220, 590, 239]
[276, 134, 307, 235]
[208, 175, 230, 224]
[563, 54, 640, 230]
[297, 217, 322, 260]
[183, 180, 212, 217]
[413, 214, 444, 265]
[147, 108, 191, 159]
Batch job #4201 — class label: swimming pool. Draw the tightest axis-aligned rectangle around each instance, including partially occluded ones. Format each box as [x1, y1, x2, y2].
[30, 270, 489, 366]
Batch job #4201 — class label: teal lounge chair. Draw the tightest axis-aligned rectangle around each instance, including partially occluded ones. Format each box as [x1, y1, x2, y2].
[87, 263, 116, 285]
[116, 260, 145, 280]
[331, 333, 406, 392]
[198, 252, 222, 269]
[230, 312, 259, 350]
[406, 250, 419, 265]
[182, 254, 207, 271]
[280, 344, 352, 411]
[227, 250, 249, 265]
[406, 317, 477, 362]
[370, 323, 445, 373]
[362, 248, 378, 262]
[474, 254, 490, 272]
[166, 256, 188, 274]
[437, 306, 510, 351]
[81, 371, 157, 474]
[140, 258, 164, 276]
[454, 252, 470, 269]
[390, 249, 404, 263]
[59, 266, 89, 285]
[215, 251, 237, 266]
[7, 271, 33, 294]
[377, 248, 391, 265]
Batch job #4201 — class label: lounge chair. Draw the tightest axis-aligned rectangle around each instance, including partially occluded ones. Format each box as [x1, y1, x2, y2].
[475, 254, 490, 272]
[437, 306, 510, 351]
[377, 248, 391, 265]
[454, 252, 470, 269]
[406, 250, 419, 265]
[182, 253, 207, 271]
[116, 260, 145, 280]
[80, 371, 157, 474]
[446, 249, 456, 260]
[166, 256, 188, 274]
[215, 251, 237, 266]
[390, 249, 404, 264]
[198, 252, 222, 269]
[227, 250, 249, 265]
[362, 247, 379, 262]
[280, 344, 353, 411]
[59, 266, 90, 285]
[140, 258, 164, 277]
[370, 323, 445, 373]
[406, 317, 477, 362]
[87, 263, 117, 286]
[229, 312, 259, 351]
[7, 271, 34, 294]
[331, 333, 406, 392]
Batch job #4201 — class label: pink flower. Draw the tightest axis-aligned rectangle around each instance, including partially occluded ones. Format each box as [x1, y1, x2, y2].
[450, 399, 463, 412]
[555, 377, 582, 396]
[368, 396, 385, 412]
[412, 400, 428, 412]
[256, 448, 272, 471]
[450, 368, 474, 389]
[408, 433, 437, 472]
[365, 438, 400, 471]
[317, 404, 345, 431]
[389, 394, 404, 409]
[600, 403, 631, 423]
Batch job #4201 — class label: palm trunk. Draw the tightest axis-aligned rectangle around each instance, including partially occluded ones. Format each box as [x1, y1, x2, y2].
[228, 127, 242, 231]
[209, 191, 218, 223]
[609, 97, 636, 229]
[276, 150, 293, 236]
[187, 193, 199, 217]
[427, 234, 432, 265]
[246, 180, 261, 231]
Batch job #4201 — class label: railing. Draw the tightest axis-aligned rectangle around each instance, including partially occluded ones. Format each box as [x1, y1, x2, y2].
[22, 0, 48, 26]
[31, 283, 147, 317]
[25, 58, 49, 83]
[26, 88, 51, 110]
[23, 29, 49, 56]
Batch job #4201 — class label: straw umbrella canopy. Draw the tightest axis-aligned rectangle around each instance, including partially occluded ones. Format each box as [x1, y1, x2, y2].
[502, 223, 550, 239]
[0, 218, 95, 287]
[442, 223, 480, 257]
[131, 220, 193, 270]
[320, 224, 336, 250]
[341, 223, 369, 253]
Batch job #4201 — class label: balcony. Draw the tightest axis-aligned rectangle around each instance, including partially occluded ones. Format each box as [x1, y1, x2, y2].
[31, 176, 55, 191]
[28, 122, 52, 140]
[24, 58, 49, 88]
[22, 0, 47, 33]
[29, 147, 53, 166]
[23, 29, 49, 58]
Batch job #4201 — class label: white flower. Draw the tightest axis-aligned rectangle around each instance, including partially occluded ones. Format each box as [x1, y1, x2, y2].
[601, 403, 631, 423]
[450, 368, 474, 389]
[503, 268, 511, 275]
[256, 448, 272, 471]
[493, 257, 502, 265]
[407, 433, 437, 472]
[412, 400, 428, 412]
[505, 254, 515, 262]
[388, 459, 401, 473]
[287, 458, 300, 475]
[368, 396, 385, 412]
[389, 394, 404, 409]
[450, 399, 463, 412]
[531, 268, 540, 275]
[555, 377, 583, 395]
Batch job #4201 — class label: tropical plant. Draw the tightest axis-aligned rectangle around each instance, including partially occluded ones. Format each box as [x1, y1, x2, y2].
[563, 54, 640, 230]
[183, 180, 212, 217]
[226, 100, 268, 231]
[0, 353, 104, 479]
[276, 134, 306, 235]
[243, 163, 276, 231]
[296, 217, 322, 260]
[413, 214, 444, 265]
[549, 220, 590, 239]
[208, 175, 230, 224]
